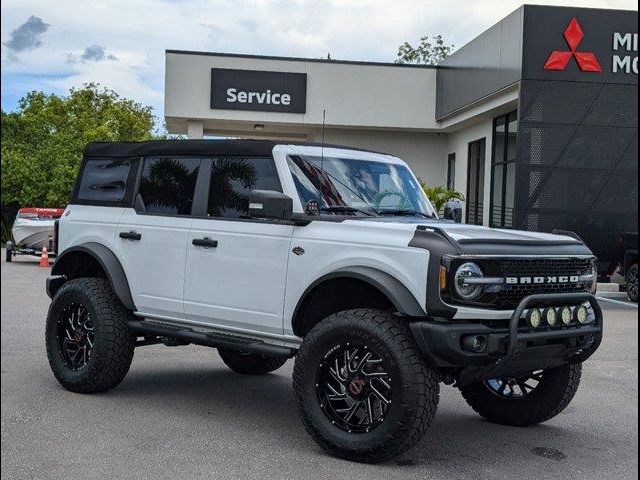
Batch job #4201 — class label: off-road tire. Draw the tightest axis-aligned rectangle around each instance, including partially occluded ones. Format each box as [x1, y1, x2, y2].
[218, 348, 288, 375]
[293, 309, 439, 463]
[46, 278, 136, 393]
[460, 363, 582, 427]
[626, 263, 638, 303]
[5, 242, 13, 262]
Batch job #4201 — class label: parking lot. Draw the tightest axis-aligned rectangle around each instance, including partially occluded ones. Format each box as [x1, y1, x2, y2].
[1, 251, 637, 480]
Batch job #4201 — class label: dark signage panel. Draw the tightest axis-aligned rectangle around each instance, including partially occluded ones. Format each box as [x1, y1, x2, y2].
[522, 6, 638, 84]
[211, 68, 307, 113]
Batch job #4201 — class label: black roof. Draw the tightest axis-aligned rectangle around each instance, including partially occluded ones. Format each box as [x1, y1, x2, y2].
[83, 139, 388, 158]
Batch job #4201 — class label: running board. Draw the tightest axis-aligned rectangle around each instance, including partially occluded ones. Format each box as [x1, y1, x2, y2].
[128, 320, 296, 358]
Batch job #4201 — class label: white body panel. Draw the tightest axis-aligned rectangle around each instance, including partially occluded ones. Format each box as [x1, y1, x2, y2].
[114, 210, 192, 319]
[57, 205, 125, 253]
[184, 219, 294, 335]
[283, 220, 429, 337]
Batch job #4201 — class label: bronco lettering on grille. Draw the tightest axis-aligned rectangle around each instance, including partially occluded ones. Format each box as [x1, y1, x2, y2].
[505, 275, 580, 284]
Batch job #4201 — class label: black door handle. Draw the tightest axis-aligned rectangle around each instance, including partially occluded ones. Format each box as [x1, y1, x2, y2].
[119, 231, 142, 241]
[192, 237, 218, 248]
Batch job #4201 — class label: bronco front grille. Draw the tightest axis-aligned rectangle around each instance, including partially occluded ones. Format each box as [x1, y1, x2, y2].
[496, 258, 592, 309]
[445, 257, 594, 310]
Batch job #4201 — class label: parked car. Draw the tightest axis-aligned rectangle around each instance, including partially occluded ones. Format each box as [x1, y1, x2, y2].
[5, 207, 64, 262]
[608, 232, 638, 302]
[45, 140, 603, 462]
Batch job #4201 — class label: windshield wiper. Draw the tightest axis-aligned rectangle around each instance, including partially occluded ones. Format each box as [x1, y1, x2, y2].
[377, 209, 435, 219]
[320, 206, 378, 217]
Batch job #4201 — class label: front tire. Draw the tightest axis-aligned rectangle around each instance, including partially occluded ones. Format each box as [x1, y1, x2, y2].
[626, 263, 638, 303]
[218, 348, 288, 375]
[460, 363, 582, 427]
[293, 309, 439, 463]
[45, 278, 136, 393]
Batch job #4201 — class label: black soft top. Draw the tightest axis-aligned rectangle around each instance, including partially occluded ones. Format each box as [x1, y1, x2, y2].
[83, 139, 387, 158]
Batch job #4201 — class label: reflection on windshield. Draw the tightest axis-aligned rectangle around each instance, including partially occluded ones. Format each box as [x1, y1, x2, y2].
[287, 155, 435, 217]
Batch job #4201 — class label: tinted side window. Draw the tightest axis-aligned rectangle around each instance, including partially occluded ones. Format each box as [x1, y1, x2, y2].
[139, 157, 200, 215]
[77, 159, 131, 202]
[207, 157, 281, 218]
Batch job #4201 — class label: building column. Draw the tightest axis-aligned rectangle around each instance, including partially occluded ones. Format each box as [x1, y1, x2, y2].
[187, 120, 204, 139]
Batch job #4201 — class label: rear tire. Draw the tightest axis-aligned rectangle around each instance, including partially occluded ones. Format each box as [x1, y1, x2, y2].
[293, 309, 439, 463]
[626, 263, 638, 303]
[45, 278, 136, 393]
[460, 363, 582, 427]
[218, 348, 288, 375]
[5, 241, 13, 262]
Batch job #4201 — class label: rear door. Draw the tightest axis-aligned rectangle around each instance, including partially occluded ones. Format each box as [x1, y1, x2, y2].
[183, 156, 294, 336]
[115, 156, 204, 319]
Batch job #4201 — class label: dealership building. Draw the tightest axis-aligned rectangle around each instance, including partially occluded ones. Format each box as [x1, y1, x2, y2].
[164, 4, 638, 270]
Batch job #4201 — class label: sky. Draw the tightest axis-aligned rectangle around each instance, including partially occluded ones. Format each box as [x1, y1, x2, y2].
[1, 0, 637, 123]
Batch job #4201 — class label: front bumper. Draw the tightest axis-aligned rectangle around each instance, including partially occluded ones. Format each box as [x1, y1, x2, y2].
[410, 293, 603, 387]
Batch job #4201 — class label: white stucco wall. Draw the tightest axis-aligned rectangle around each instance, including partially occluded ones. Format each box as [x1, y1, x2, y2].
[165, 52, 439, 132]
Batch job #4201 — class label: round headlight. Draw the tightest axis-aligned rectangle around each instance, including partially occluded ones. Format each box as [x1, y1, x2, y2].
[543, 307, 557, 326]
[559, 306, 573, 325]
[526, 308, 542, 328]
[574, 305, 589, 324]
[454, 262, 484, 300]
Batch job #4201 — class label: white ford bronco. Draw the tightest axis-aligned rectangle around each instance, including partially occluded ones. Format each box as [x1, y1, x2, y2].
[46, 140, 603, 462]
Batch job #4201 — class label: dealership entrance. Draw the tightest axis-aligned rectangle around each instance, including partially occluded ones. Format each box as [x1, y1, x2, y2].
[164, 4, 638, 270]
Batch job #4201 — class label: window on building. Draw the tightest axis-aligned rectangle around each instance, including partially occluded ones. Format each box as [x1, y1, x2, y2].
[447, 153, 456, 190]
[139, 157, 201, 215]
[77, 159, 132, 202]
[466, 139, 486, 225]
[490, 110, 517, 228]
[207, 157, 281, 218]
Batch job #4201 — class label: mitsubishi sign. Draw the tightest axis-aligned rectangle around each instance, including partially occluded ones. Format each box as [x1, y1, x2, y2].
[522, 7, 638, 84]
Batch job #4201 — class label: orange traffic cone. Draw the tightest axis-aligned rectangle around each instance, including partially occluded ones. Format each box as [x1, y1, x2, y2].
[39, 247, 50, 267]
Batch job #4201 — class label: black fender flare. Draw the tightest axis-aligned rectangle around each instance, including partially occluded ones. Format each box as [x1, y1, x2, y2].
[50, 242, 136, 311]
[293, 266, 426, 320]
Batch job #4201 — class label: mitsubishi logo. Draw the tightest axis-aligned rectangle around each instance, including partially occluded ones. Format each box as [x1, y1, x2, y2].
[543, 17, 602, 72]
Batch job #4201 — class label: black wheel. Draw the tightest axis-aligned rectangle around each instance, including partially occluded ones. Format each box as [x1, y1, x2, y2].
[218, 348, 288, 375]
[293, 309, 439, 463]
[626, 263, 638, 303]
[5, 241, 13, 262]
[45, 278, 136, 393]
[460, 363, 582, 427]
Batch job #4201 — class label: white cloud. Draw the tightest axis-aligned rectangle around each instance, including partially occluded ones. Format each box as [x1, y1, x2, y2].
[1, 0, 637, 118]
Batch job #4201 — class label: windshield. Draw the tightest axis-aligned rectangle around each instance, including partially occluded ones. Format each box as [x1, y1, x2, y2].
[287, 155, 436, 217]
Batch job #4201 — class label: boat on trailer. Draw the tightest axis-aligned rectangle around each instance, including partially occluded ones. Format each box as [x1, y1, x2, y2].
[6, 208, 64, 262]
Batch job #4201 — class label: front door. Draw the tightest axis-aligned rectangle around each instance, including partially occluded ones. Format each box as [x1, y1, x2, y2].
[466, 138, 486, 225]
[115, 156, 202, 319]
[183, 156, 294, 336]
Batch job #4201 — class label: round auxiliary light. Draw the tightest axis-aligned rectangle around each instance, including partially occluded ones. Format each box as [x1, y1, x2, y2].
[574, 305, 589, 324]
[559, 306, 573, 325]
[526, 308, 543, 328]
[454, 262, 484, 300]
[543, 307, 557, 326]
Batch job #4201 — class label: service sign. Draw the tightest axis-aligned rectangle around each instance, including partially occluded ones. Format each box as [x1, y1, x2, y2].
[211, 68, 307, 113]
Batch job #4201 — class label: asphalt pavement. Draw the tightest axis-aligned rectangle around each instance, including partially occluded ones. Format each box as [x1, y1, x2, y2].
[1, 251, 638, 480]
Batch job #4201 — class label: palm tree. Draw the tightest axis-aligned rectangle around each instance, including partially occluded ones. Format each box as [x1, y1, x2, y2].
[420, 183, 465, 214]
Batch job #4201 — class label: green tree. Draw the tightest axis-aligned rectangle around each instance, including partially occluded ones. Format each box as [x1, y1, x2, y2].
[420, 184, 465, 213]
[1, 83, 157, 236]
[395, 34, 454, 65]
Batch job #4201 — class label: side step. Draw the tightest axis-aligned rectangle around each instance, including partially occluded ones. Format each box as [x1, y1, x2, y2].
[128, 320, 296, 358]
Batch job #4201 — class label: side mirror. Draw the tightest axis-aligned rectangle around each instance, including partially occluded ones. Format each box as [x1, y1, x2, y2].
[443, 200, 463, 223]
[249, 190, 293, 221]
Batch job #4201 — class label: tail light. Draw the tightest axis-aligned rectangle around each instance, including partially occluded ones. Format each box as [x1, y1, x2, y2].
[53, 219, 59, 255]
